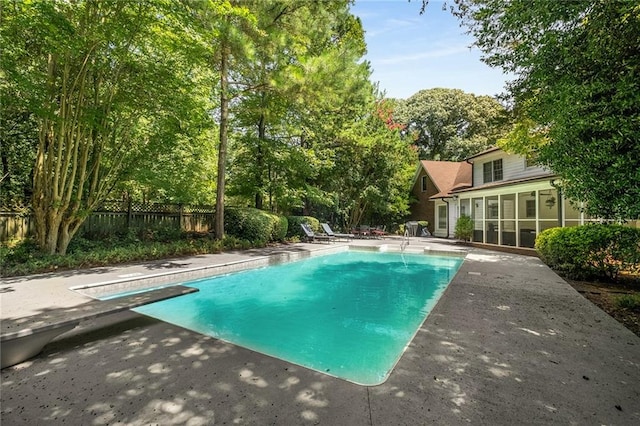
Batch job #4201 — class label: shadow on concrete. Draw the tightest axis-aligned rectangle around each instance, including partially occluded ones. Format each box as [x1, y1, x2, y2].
[2, 246, 639, 424]
[1, 313, 369, 425]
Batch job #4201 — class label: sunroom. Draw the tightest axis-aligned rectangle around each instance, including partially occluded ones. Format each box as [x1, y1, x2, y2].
[452, 178, 594, 248]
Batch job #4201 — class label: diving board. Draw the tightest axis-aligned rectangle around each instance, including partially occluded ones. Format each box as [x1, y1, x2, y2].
[1, 285, 198, 369]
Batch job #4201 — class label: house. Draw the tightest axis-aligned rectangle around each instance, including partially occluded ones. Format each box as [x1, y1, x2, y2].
[408, 160, 471, 237]
[410, 147, 611, 249]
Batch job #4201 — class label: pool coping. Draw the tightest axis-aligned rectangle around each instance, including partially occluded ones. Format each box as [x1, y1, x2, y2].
[70, 245, 348, 298]
[70, 243, 466, 299]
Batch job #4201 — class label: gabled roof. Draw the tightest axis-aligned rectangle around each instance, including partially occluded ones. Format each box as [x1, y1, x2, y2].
[465, 146, 502, 161]
[452, 172, 556, 193]
[414, 160, 472, 199]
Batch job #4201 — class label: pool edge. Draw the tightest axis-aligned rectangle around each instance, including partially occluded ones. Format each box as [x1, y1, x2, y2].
[70, 244, 350, 299]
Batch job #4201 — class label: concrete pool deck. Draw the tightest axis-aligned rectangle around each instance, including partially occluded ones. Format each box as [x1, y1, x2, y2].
[1, 237, 639, 424]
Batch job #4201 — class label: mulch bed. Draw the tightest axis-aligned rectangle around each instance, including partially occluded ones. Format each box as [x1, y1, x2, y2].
[565, 277, 640, 338]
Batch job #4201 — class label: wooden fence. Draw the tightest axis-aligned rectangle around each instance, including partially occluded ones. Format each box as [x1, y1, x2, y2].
[0, 200, 215, 243]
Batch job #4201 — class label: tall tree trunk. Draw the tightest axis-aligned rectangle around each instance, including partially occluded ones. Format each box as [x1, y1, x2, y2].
[214, 41, 230, 239]
[1, 143, 9, 189]
[255, 112, 265, 210]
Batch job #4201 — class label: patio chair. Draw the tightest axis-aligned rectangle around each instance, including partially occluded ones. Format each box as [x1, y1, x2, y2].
[300, 223, 334, 243]
[321, 223, 354, 241]
[350, 224, 371, 239]
[370, 225, 387, 239]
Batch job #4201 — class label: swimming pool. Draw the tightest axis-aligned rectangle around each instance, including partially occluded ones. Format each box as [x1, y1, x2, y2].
[133, 250, 463, 385]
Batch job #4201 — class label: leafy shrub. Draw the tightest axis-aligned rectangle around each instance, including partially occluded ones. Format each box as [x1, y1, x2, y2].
[286, 216, 320, 238]
[536, 224, 640, 280]
[273, 216, 288, 242]
[1, 236, 231, 277]
[224, 207, 286, 243]
[454, 215, 473, 242]
[615, 294, 640, 311]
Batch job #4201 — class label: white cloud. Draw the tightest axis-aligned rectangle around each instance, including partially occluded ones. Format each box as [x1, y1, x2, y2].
[376, 44, 470, 65]
[352, 0, 511, 99]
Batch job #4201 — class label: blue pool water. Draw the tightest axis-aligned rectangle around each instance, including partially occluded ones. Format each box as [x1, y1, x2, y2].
[133, 251, 463, 385]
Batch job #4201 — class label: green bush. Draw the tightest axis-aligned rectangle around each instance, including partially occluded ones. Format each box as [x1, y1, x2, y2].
[273, 216, 288, 242]
[286, 215, 320, 238]
[615, 294, 640, 311]
[0, 236, 230, 277]
[536, 224, 640, 280]
[224, 207, 286, 243]
[454, 215, 473, 242]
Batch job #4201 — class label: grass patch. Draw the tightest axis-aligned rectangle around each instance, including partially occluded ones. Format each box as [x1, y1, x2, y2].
[615, 294, 640, 311]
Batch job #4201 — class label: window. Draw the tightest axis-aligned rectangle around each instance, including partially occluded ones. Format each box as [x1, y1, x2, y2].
[486, 197, 499, 219]
[526, 199, 536, 218]
[483, 159, 503, 183]
[438, 205, 447, 228]
[525, 154, 537, 168]
[483, 162, 492, 183]
[494, 159, 503, 180]
[421, 175, 428, 192]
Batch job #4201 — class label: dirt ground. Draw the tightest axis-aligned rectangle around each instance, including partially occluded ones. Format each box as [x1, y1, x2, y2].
[565, 277, 640, 338]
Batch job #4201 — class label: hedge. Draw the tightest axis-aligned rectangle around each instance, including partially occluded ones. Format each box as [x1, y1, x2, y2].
[224, 207, 288, 243]
[535, 224, 640, 281]
[286, 216, 320, 238]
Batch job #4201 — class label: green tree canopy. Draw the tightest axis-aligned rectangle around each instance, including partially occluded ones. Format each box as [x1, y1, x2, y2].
[1, 0, 214, 253]
[394, 88, 508, 161]
[225, 1, 373, 216]
[318, 96, 417, 229]
[454, 0, 640, 219]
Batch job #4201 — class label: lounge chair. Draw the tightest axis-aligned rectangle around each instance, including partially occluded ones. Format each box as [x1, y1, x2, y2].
[321, 223, 354, 241]
[300, 223, 334, 243]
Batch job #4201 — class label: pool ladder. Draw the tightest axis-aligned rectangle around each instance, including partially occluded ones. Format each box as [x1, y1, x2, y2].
[400, 228, 409, 267]
[400, 228, 409, 252]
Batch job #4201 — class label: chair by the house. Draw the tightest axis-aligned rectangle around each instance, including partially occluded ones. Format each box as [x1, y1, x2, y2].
[370, 225, 387, 239]
[300, 223, 333, 243]
[350, 224, 371, 239]
[321, 223, 354, 241]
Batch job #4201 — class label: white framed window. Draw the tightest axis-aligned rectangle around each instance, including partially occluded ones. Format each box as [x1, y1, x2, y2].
[438, 205, 447, 229]
[526, 199, 536, 218]
[483, 159, 503, 183]
[421, 175, 428, 192]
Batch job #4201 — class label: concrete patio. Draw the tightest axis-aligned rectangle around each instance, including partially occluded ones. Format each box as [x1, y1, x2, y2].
[1, 237, 639, 424]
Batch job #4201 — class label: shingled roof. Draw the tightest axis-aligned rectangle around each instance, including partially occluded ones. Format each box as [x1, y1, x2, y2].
[415, 160, 472, 199]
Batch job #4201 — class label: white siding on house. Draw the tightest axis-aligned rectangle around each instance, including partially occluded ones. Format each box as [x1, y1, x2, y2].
[443, 147, 629, 248]
[473, 152, 548, 187]
[433, 200, 458, 238]
[448, 201, 457, 237]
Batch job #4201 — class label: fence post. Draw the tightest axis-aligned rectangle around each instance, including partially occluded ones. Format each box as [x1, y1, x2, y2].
[127, 198, 132, 231]
[179, 203, 184, 231]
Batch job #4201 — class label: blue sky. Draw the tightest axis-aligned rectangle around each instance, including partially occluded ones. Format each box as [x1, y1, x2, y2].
[351, 0, 511, 99]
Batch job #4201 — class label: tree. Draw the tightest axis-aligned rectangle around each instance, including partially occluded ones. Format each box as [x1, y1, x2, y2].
[1, 0, 210, 253]
[117, 114, 219, 205]
[0, 102, 37, 208]
[187, 1, 258, 239]
[453, 0, 640, 219]
[322, 99, 417, 229]
[226, 1, 372, 216]
[394, 88, 508, 160]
